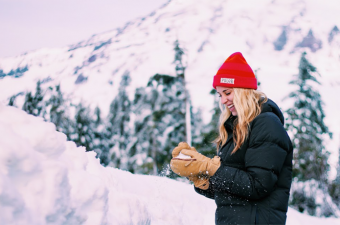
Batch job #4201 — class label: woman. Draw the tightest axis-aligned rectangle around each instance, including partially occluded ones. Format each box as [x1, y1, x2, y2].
[170, 52, 293, 225]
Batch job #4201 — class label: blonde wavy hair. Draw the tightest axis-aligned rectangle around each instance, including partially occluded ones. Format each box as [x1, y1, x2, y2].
[214, 88, 267, 154]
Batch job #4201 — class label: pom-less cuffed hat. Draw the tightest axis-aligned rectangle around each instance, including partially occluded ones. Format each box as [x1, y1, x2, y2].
[212, 52, 257, 90]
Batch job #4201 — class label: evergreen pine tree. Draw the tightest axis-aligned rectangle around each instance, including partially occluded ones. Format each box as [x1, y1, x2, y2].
[328, 143, 340, 208]
[335, 145, 340, 184]
[8, 81, 103, 156]
[7, 92, 25, 107]
[161, 74, 188, 175]
[102, 71, 132, 167]
[8, 95, 17, 106]
[129, 74, 186, 175]
[22, 80, 46, 117]
[285, 52, 331, 182]
[8, 82, 73, 135]
[254, 68, 261, 88]
[285, 52, 337, 217]
[68, 103, 96, 151]
[92, 106, 107, 162]
[127, 41, 191, 175]
[46, 85, 104, 158]
[45, 84, 73, 135]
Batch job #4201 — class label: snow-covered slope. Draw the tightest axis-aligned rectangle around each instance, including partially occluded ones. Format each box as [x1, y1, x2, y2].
[0, 103, 214, 224]
[1, 0, 340, 172]
[1, 103, 340, 225]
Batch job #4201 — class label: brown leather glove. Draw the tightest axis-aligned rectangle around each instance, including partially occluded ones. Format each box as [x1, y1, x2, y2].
[172, 142, 191, 158]
[188, 175, 210, 190]
[171, 149, 221, 177]
[171, 142, 197, 176]
[170, 142, 210, 190]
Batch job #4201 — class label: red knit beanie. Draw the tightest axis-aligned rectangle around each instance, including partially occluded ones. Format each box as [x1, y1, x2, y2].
[212, 52, 257, 90]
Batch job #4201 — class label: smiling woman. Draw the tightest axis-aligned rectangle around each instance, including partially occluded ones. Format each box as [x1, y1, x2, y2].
[0, 0, 169, 57]
[216, 86, 236, 115]
[170, 52, 293, 225]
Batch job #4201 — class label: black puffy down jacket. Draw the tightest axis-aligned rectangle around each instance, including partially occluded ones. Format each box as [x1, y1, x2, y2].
[195, 99, 293, 225]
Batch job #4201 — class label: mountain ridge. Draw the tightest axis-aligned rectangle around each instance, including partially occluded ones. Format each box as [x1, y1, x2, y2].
[1, 0, 340, 176]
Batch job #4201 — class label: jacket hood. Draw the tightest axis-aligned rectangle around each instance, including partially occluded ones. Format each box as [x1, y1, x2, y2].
[261, 99, 285, 125]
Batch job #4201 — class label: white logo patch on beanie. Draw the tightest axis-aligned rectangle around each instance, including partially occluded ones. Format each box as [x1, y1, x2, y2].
[220, 78, 235, 84]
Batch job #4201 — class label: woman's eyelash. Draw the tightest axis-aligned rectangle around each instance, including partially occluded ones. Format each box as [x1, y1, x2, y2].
[218, 92, 230, 97]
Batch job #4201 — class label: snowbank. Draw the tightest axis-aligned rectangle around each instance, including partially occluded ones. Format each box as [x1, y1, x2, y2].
[0, 104, 339, 225]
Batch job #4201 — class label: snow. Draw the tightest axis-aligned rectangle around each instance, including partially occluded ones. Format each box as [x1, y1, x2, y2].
[175, 152, 192, 159]
[1, 104, 340, 224]
[1, 0, 340, 222]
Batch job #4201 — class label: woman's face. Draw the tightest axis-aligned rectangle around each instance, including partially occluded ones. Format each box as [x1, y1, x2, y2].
[216, 86, 237, 116]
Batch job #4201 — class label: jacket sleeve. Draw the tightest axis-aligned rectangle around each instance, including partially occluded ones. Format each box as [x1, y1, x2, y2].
[210, 113, 292, 200]
[194, 180, 215, 199]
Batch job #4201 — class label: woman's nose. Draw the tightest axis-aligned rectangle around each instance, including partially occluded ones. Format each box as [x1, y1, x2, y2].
[221, 96, 228, 104]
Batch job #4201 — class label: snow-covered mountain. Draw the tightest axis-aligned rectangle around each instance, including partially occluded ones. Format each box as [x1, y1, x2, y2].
[1, 103, 340, 225]
[1, 0, 340, 173]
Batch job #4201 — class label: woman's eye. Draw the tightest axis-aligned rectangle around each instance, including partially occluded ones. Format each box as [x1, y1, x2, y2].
[218, 95, 221, 98]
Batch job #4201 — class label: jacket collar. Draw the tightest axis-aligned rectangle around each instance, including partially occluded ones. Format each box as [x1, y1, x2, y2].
[224, 115, 237, 132]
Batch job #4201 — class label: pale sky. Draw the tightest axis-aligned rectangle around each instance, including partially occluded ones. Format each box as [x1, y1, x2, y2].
[0, 0, 169, 57]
